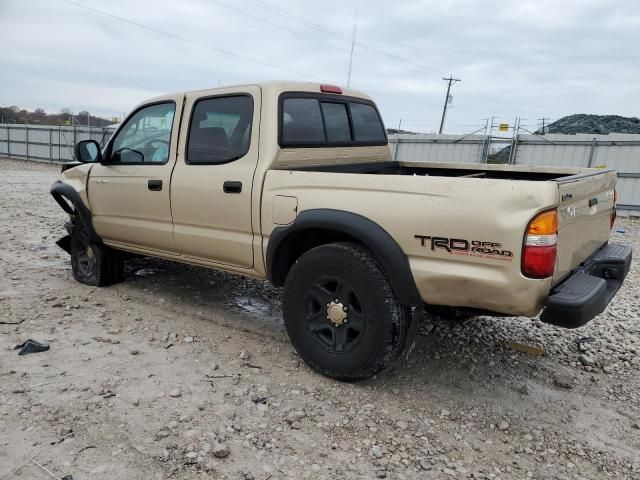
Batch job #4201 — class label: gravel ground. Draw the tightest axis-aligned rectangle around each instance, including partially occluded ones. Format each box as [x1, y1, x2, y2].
[0, 157, 639, 480]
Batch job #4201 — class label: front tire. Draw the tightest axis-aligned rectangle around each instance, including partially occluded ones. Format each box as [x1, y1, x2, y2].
[70, 220, 123, 286]
[282, 242, 409, 380]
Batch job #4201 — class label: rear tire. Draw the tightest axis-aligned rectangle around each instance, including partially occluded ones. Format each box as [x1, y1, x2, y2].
[282, 242, 409, 380]
[70, 220, 123, 286]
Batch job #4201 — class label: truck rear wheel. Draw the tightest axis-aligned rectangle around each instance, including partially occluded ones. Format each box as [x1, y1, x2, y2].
[70, 220, 123, 286]
[282, 242, 408, 380]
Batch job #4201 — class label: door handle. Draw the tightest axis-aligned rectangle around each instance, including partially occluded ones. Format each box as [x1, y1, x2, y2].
[223, 181, 242, 194]
[148, 180, 163, 191]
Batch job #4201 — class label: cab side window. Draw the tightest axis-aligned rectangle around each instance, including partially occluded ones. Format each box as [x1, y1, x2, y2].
[110, 102, 175, 164]
[187, 95, 254, 164]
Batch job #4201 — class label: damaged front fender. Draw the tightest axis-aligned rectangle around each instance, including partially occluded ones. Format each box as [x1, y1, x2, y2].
[50, 180, 102, 248]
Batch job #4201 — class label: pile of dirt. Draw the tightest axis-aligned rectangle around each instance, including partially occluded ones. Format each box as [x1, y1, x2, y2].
[539, 114, 640, 135]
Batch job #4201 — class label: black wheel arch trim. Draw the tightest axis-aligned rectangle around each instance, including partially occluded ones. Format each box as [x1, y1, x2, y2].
[50, 180, 102, 244]
[266, 209, 421, 306]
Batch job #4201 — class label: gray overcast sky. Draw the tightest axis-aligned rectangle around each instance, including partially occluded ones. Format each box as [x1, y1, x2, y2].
[1, 0, 638, 132]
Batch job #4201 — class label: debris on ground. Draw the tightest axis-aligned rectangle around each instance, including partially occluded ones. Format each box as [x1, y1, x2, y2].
[578, 353, 596, 367]
[14, 339, 50, 355]
[0, 317, 26, 325]
[168, 388, 182, 398]
[504, 340, 544, 356]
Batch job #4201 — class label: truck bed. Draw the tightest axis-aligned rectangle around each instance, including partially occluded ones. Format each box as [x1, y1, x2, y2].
[286, 160, 589, 181]
[266, 159, 616, 314]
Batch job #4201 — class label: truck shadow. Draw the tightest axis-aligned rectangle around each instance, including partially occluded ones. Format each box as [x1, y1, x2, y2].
[122, 255, 284, 326]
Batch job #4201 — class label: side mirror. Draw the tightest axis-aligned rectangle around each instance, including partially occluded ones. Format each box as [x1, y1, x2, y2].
[74, 140, 103, 163]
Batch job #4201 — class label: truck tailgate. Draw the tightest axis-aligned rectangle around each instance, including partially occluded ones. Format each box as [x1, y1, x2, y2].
[554, 170, 617, 284]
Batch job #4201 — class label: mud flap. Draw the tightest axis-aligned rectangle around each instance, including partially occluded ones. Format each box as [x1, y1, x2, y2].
[56, 235, 72, 254]
[400, 305, 422, 366]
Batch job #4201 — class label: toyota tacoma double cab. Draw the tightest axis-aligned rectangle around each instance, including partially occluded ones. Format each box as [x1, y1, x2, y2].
[51, 81, 632, 380]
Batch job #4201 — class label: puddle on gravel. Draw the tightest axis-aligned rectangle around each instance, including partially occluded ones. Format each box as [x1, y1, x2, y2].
[120, 256, 285, 326]
[134, 268, 162, 277]
[226, 295, 282, 324]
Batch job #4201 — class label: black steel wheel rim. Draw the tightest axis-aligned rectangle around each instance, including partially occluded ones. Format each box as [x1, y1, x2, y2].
[304, 275, 366, 353]
[75, 226, 97, 278]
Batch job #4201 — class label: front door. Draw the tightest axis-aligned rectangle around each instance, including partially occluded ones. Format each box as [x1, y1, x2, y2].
[89, 97, 181, 253]
[170, 87, 261, 268]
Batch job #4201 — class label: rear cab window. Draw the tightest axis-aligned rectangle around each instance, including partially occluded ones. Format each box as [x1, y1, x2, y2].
[279, 92, 387, 147]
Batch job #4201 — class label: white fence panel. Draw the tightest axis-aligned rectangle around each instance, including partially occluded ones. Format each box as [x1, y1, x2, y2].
[389, 134, 484, 163]
[0, 123, 116, 162]
[513, 133, 640, 215]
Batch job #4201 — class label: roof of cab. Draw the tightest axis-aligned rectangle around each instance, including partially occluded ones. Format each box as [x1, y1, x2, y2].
[141, 81, 373, 107]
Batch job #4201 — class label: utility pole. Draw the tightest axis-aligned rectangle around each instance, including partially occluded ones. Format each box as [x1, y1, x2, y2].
[438, 76, 461, 134]
[346, 9, 357, 88]
[538, 117, 550, 134]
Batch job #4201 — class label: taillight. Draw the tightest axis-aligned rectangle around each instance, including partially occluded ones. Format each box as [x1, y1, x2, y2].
[611, 189, 617, 229]
[522, 209, 557, 278]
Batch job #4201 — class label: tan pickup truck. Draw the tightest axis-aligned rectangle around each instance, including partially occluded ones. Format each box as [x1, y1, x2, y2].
[51, 81, 632, 380]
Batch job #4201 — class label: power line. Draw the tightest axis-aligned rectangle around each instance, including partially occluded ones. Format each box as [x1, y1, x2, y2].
[366, 89, 441, 108]
[209, 0, 350, 56]
[205, 0, 455, 109]
[356, 39, 448, 77]
[61, 0, 509, 125]
[57, 0, 318, 81]
[55, 0, 455, 117]
[58, 0, 448, 109]
[243, 0, 352, 42]
[209, 0, 439, 80]
[242, 0, 448, 76]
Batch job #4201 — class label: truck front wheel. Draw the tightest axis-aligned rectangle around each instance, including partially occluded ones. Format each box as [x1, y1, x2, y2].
[282, 242, 408, 380]
[70, 220, 123, 286]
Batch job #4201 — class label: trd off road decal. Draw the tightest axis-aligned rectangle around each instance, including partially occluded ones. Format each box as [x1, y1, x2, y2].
[415, 235, 513, 261]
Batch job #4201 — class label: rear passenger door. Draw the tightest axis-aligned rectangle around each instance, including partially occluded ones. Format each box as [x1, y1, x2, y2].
[171, 87, 261, 268]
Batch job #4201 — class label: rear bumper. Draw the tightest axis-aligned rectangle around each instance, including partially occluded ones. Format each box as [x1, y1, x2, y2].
[541, 243, 632, 328]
